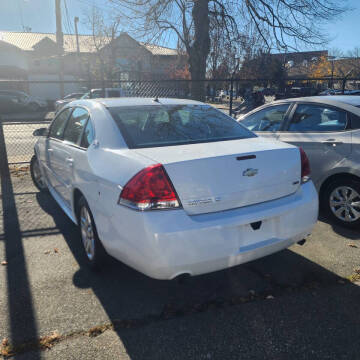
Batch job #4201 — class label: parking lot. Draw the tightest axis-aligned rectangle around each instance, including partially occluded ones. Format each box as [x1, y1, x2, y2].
[1, 121, 360, 359]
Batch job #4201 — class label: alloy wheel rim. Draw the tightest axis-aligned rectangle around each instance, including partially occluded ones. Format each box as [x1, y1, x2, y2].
[329, 186, 360, 222]
[80, 206, 95, 260]
[33, 159, 46, 189]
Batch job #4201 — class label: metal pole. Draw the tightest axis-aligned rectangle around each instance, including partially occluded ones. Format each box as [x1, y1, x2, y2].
[74, 17, 80, 54]
[74, 16, 81, 81]
[229, 78, 234, 116]
[55, 0, 64, 98]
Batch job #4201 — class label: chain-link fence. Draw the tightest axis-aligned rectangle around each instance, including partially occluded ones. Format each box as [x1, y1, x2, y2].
[1, 76, 360, 168]
[1, 121, 51, 164]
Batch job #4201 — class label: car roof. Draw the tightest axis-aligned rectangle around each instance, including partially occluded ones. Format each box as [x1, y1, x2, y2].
[72, 97, 204, 108]
[243, 95, 360, 118]
[274, 95, 360, 107]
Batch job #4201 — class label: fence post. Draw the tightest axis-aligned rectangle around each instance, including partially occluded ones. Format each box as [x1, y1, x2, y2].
[342, 78, 346, 94]
[229, 78, 234, 117]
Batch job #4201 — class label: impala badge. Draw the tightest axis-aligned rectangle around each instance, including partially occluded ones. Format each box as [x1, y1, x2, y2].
[243, 168, 258, 177]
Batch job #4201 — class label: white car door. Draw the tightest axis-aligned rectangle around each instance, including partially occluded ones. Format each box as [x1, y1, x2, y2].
[44, 108, 72, 193]
[60, 107, 90, 205]
[239, 103, 292, 140]
[277, 102, 352, 186]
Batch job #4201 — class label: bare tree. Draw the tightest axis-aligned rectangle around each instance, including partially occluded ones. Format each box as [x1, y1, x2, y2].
[109, 0, 347, 100]
[83, 7, 122, 82]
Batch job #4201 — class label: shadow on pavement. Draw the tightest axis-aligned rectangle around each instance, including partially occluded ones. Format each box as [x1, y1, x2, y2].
[0, 121, 41, 358]
[35, 190, 360, 359]
[318, 213, 360, 241]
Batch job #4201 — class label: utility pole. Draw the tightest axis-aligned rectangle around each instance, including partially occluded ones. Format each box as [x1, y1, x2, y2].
[55, 0, 64, 98]
[74, 16, 80, 54]
[74, 16, 81, 80]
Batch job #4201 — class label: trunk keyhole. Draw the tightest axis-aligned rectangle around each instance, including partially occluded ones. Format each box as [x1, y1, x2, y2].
[250, 221, 262, 230]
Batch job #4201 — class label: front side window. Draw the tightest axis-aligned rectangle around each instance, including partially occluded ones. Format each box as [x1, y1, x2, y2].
[240, 104, 290, 131]
[288, 104, 347, 132]
[63, 107, 89, 144]
[49, 108, 72, 139]
[109, 105, 256, 149]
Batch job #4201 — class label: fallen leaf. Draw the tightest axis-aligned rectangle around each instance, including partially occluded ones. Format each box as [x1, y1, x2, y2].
[44, 250, 50, 255]
[266, 295, 275, 300]
[1, 261, 7, 266]
[54, 248, 59, 254]
[354, 267, 360, 274]
[1, 338, 9, 346]
[348, 243, 358, 248]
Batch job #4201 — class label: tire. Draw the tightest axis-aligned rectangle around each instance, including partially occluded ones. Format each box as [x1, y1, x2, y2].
[322, 177, 360, 228]
[77, 196, 107, 270]
[30, 155, 48, 192]
[29, 102, 40, 112]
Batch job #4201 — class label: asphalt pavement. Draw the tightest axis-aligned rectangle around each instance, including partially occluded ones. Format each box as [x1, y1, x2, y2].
[0, 168, 360, 359]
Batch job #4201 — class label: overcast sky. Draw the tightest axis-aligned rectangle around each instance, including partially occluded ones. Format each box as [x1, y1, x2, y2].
[1, 0, 359, 52]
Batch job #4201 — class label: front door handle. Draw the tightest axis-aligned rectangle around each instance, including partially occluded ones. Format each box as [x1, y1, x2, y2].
[48, 148, 54, 152]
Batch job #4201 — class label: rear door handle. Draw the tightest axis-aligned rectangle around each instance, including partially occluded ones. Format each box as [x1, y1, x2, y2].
[322, 139, 343, 146]
[48, 148, 54, 152]
[66, 158, 74, 167]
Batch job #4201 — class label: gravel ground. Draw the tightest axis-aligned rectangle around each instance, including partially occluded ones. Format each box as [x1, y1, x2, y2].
[0, 169, 359, 359]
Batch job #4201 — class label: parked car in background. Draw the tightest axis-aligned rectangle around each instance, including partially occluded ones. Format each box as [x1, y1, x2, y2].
[319, 89, 343, 96]
[238, 95, 360, 228]
[55, 88, 124, 113]
[0, 90, 47, 113]
[319, 89, 360, 96]
[345, 90, 360, 96]
[63, 92, 85, 100]
[275, 87, 318, 100]
[30, 98, 317, 278]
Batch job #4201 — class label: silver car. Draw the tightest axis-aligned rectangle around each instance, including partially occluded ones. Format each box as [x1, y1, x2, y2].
[239, 96, 360, 228]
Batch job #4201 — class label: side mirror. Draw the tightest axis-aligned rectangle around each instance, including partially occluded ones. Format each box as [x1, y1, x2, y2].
[33, 128, 48, 136]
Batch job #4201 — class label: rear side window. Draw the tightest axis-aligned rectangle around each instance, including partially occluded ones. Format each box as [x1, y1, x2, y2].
[109, 105, 256, 149]
[350, 112, 360, 129]
[241, 104, 290, 131]
[81, 119, 95, 148]
[63, 107, 89, 144]
[49, 108, 72, 139]
[288, 104, 347, 132]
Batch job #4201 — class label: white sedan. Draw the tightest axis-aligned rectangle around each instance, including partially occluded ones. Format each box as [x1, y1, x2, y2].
[30, 98, 318, 280]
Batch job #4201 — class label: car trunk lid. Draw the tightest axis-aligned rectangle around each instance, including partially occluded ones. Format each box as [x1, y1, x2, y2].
[134, 137, 301, 215]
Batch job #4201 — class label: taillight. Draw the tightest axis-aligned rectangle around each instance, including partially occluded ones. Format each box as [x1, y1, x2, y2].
[299, 147, 311, 183]
[118, 164, 181, 211]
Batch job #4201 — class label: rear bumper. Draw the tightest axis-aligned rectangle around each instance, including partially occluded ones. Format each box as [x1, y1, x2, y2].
[101, 181, 318, 280]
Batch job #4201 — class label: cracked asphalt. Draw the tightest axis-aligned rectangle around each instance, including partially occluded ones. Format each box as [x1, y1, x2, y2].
[1, 169, 360, 359]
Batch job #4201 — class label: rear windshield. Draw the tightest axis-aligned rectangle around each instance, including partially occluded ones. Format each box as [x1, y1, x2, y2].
[108, 105, 256, 148]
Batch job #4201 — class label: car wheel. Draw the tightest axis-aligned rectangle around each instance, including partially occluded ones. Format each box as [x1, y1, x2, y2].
[322, 178, 360, 228]
[30, 155, 48, 192]
[77, 196, 107, 269]
[29, 102, 40, 112]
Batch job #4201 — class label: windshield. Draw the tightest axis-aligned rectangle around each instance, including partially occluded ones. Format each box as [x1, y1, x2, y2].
[109, 104, 256, 149]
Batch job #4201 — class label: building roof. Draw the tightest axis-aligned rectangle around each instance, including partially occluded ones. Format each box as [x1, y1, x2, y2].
[0, 30, 179, 56]
[0, 31, 108, 53]
[139, 43, 178, 56]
